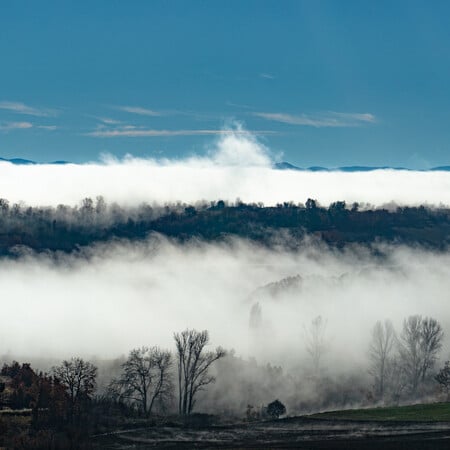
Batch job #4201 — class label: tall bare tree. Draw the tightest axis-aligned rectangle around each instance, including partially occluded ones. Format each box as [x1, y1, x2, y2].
[52, 357, 97, 421]
[384, 357, 407, 404]
[399, 315, 424, 393]
[174, 329, 226, 415]
[399, 315, 443, 393]
[109, 347, 173, 415]
[419, 317, 444, 382]
[368, 319, 396, 399]
[304, 315, 327, 378]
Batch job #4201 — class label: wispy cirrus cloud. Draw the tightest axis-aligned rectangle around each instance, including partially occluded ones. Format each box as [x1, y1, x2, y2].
[0, 121, 33, 131]
[254, 111, 376, 128]
[87, 127, 274, 138]
[0, 121, 57, 132]
[0, 101, 58, 117]
[114, 106, 231, 121]
[116, 105, 162, 116]
[259, 73, 275, 79]
[37, 125, 58, 131]
[90, 116, 123, 125]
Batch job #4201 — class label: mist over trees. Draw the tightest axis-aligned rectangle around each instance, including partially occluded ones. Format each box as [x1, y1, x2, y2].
[2, 198, 450, 445]
[1, 196, 450, 254]
[399, 316, 444, 392]
[368, 316, 445, 403]
[304, 316, 328, 378]
[369, 320, 396, 400]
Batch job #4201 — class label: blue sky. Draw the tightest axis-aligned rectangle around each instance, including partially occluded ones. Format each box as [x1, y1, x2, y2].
[1, 0, 450, 167]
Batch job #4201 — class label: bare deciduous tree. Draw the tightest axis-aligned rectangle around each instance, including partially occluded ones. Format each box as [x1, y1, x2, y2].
[369, 319, 396, 400]
[399, 315, 443, 393]
[52, 357, 97, 421]
[384, 357, 407, 405]
[420, 317, 444, 382]
[304, 315, 327, 378]
[108, 347, 173, 415]
[174, 329, 226, 415]
[399, 315, 424, 393]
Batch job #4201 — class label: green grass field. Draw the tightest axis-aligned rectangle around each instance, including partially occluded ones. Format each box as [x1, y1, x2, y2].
[308, 402, 450, 422]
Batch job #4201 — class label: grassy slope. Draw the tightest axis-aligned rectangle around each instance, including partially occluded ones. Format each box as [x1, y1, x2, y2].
[308, 402, 450, 422]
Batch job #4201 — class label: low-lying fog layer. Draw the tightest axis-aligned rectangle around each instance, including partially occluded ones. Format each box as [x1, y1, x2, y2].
[1, 130, 450, 207]
[2, 237, 450, 368]
[2, 130, 450, 414]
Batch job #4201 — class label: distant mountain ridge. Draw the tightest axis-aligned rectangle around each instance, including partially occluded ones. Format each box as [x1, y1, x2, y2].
[274, 162, 450, 172]
[0, 157, 69, 165]
[1, 157, 450, 171]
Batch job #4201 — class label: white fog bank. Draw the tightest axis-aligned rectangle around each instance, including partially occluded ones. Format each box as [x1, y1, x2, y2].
[2, 238, 450, 367]
[1, 131, 450, 207]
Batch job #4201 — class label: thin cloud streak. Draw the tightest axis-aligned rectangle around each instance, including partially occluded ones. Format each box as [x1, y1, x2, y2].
[116, 105, 162, 116]
[114, 106, 214, 120]
[37, 125, 58, 131]
[254, 111, 376, 127]
[0, 101, 57, 117]
[87, 128, 275, 137]
[0, 121, 33, 131]
[92, 116, 123, 125]
[0, 122, 57, 131]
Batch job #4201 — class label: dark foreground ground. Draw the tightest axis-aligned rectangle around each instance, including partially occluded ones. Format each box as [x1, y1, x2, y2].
[3, 403, 450, 448]
[91, 417, 450, 449]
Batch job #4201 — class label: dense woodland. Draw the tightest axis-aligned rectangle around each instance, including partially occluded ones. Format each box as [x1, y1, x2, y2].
[0, 197, 450, 254]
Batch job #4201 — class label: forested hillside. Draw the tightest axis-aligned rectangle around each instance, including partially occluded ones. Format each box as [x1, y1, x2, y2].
[0, 197, 449, 253]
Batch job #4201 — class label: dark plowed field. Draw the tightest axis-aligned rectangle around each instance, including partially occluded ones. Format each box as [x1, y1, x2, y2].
[92, 417, 450, 449]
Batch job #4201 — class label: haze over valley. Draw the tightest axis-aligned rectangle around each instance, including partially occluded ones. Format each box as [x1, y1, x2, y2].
[2, 2, 450, 447]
